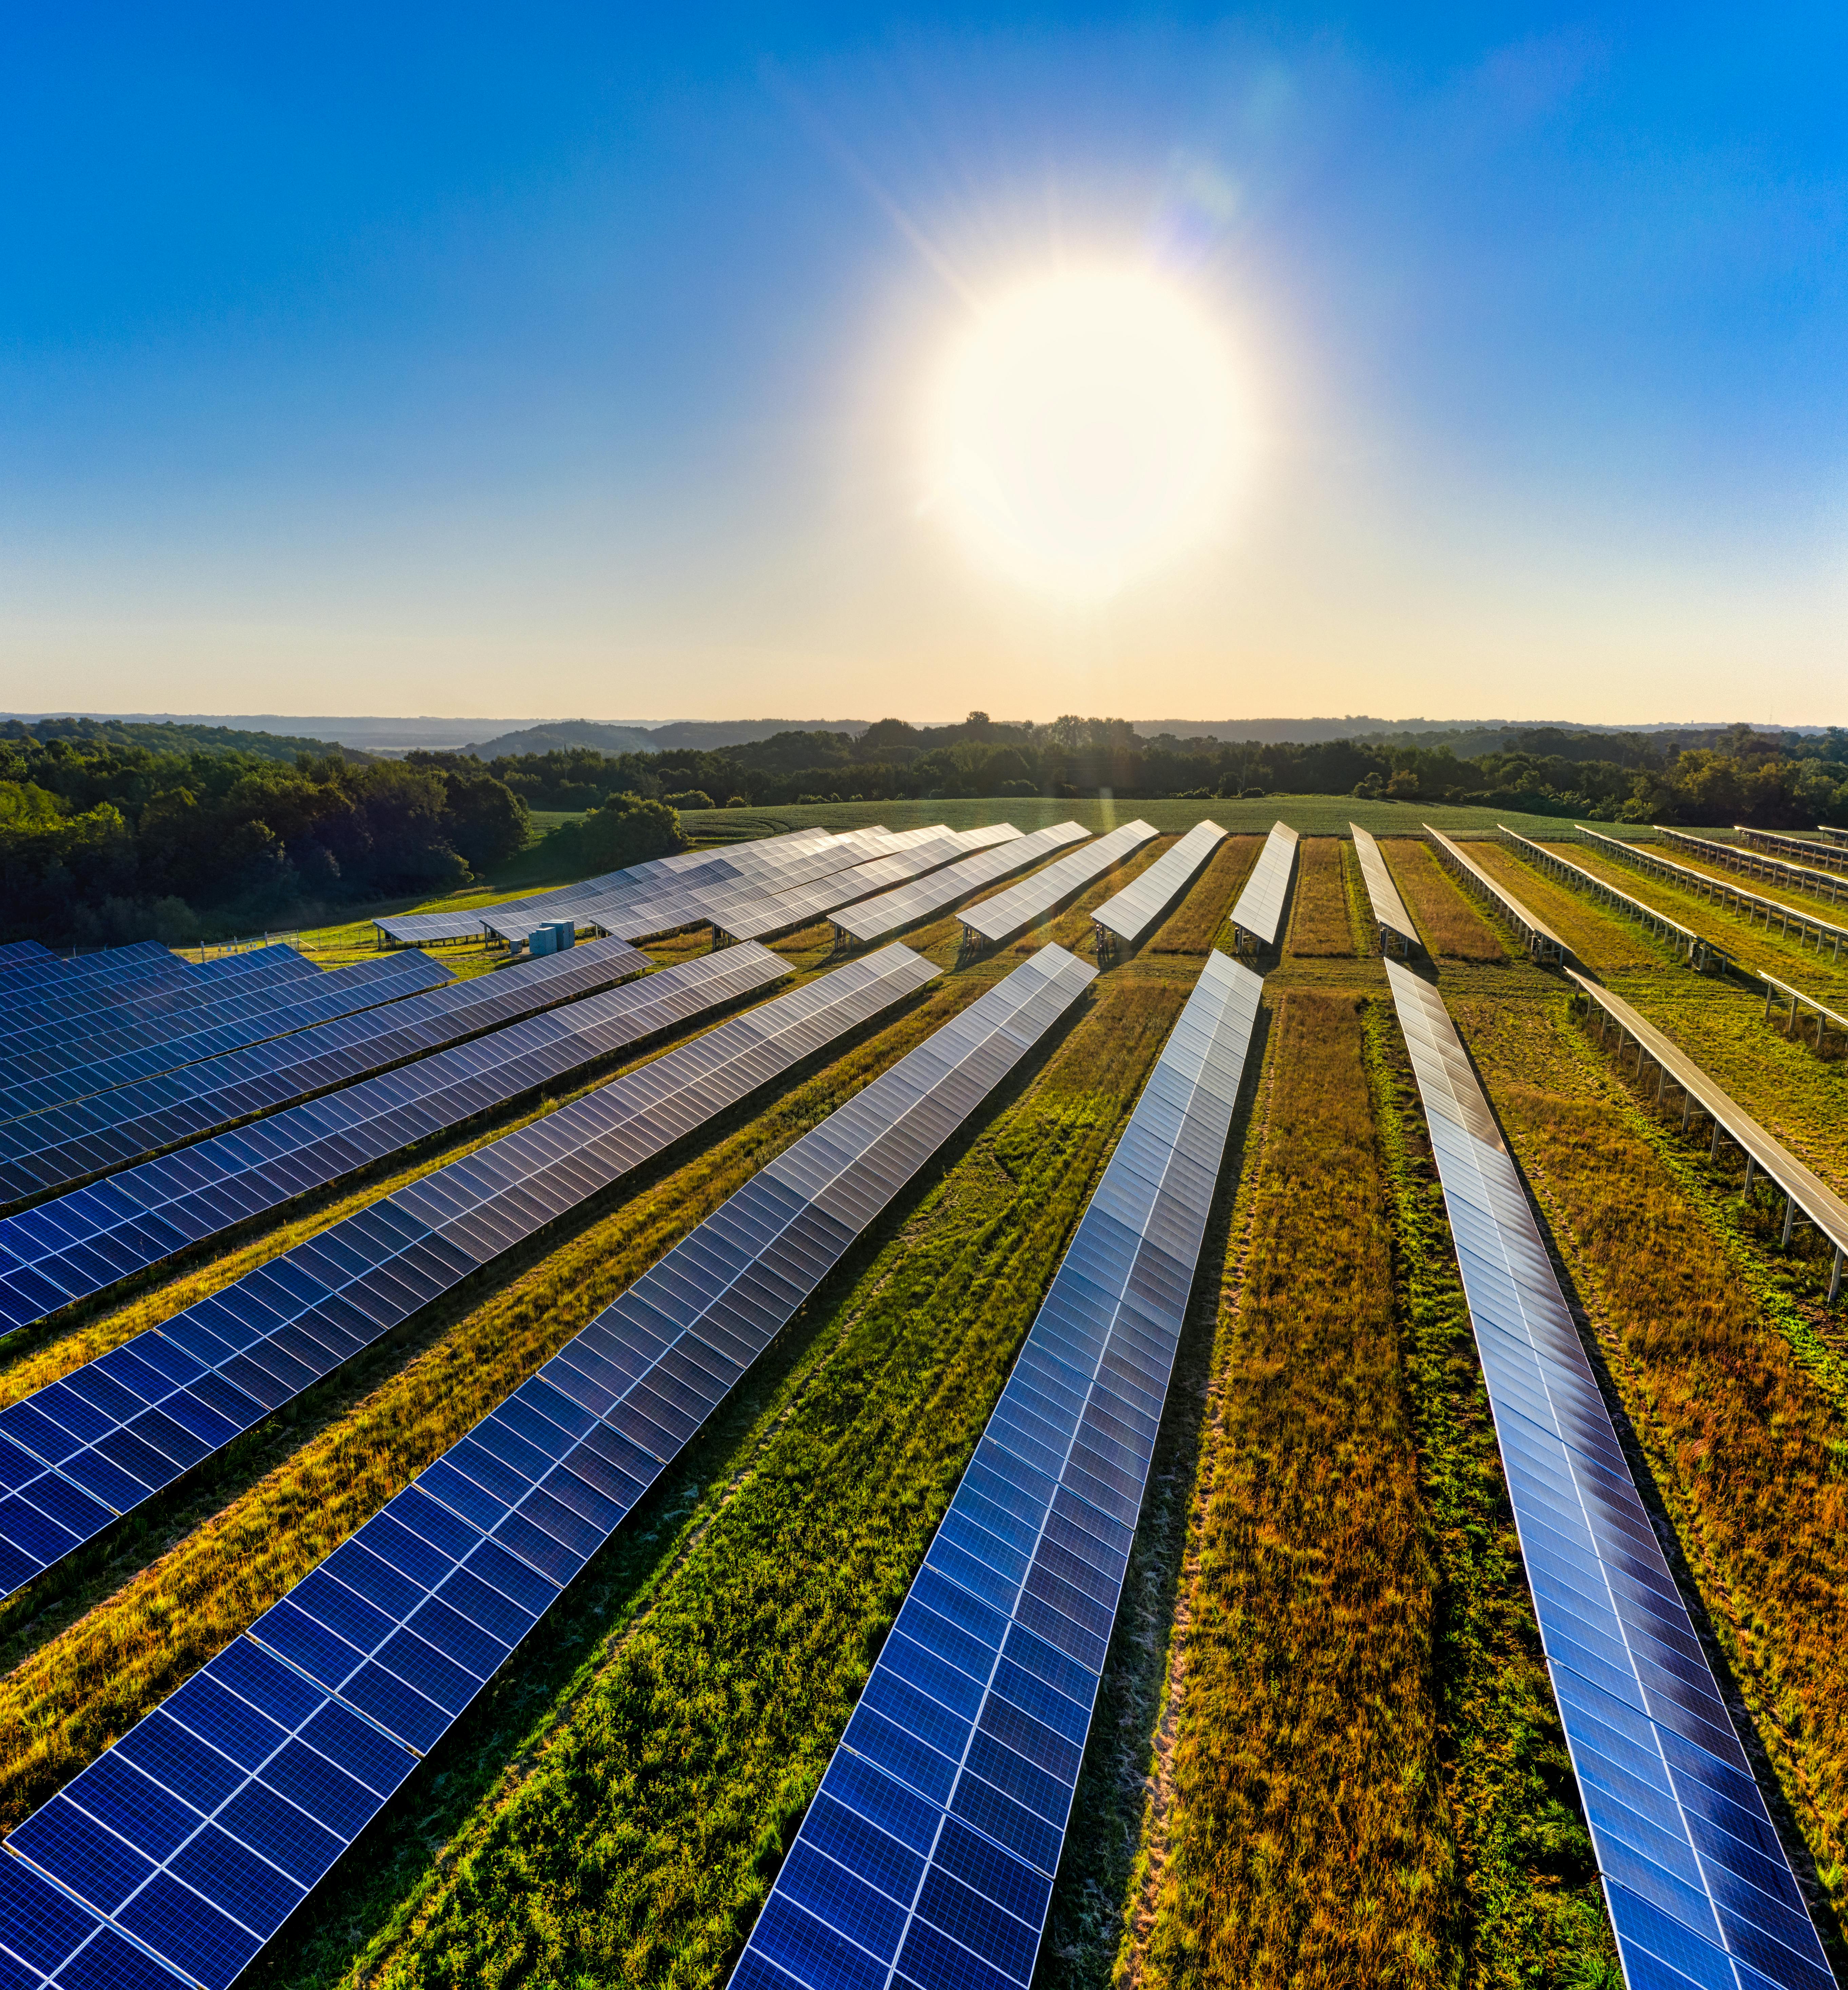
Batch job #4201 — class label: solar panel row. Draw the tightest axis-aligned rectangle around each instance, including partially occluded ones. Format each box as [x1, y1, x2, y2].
[1089, 820, 1226, 958]
[0, 952, 336, 1094]
[832, 824, 1090, 948]
[1499, 827, 1728, 973]
[1349, 824, 1419, 959]
[1735, 826, 1848, 877]
[0, 940, 51, 969]
[1, 946, 320, 1048]
[0, 940, 177, 997]
[0, 951, 451, 1129]
[1227, 821, 1300, 952]
[1423, 827, 1570, 963]
[0, 937, 674, 1331]
[1578, 825, 1848, 961]
[371, 826, 842, 947]
[0, 945, 930, 1606]
[0, 946, 1092, 1990]
[1655, 826, 1848, 910]
[960, 822, 1158, 948]
[489, 827, 912, 950]
[717, 833, 978, 944]
[730, 948, 1263, 1990]
[1383, 960, 1832, 1990]
[0, 957, 463, 1208]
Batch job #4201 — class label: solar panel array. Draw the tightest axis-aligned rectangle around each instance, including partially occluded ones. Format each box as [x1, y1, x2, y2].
[730, 949, 1262, 1990]
[0, 941, 178, 999]
[0, 956, 465, 1209]
[716, 834, 980, 945]
[1090, 820, 1226, 957]
[493, 828, 918, 950]
[370, 827, 838, 947]
[0, 937, 678, 1332]
[0, 951, 450, 1128]
[0, 947, 1092, 1990]
[1383, 960, 1832, 1990]
[833, 823, 1088, 948]
[1424, 827, 1570, 963]
[1736, 827, 1848, 877]
[1655, 827, 1847, 910]
[1227, 821, 1300, 952]
[1349, 824, 1419, 959]
[1758, 971, 1848, 1055]
[960, 822, 1158, 948]
[2, 946, 320, 1047]
[0, 944, 937, 1605]
[0, 941, 51, 969]
[1564, 969, 1848, 1303]
[0, 952, 361, 1104]
[1499, 827, 1728, 972]
[1577, 825, 1848, 962]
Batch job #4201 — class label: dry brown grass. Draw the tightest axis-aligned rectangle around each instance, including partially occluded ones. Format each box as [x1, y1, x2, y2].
[1284, 838, 1358, 958]
[1128, 990, 1451, 1987]
[1148, 836, 1263, 955]
[1385, 841, 1510, 962]
[1471, 843, 1668, 974]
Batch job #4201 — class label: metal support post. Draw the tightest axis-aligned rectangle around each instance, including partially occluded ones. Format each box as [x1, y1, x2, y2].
[1832, 1247, 1843, 1305]
[1681, 1092, 1693, 1132]
[1655, 1065, 1667, 1104]
[1744, 1155, 1756, 1196]
[1782, 1196, 1796, 1248]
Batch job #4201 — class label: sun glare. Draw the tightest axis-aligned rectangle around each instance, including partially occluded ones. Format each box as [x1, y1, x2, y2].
[924, 266, 1247, 602]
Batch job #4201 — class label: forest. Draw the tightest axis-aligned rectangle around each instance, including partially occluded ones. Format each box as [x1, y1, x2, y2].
[459, 715, 1848, 826]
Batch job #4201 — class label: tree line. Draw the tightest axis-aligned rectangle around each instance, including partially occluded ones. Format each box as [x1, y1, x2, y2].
[453, 716, 1848, 829]
[1, 736, 542, 946]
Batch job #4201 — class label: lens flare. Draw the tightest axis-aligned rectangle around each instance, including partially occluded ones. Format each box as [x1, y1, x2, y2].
[924, 266, 1248, 601]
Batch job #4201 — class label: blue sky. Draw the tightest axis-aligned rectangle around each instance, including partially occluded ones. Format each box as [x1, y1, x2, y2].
[1, 3, 1842, 725]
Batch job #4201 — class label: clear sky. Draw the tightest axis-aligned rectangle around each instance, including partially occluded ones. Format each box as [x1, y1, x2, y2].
[2, 3, 1843, 726]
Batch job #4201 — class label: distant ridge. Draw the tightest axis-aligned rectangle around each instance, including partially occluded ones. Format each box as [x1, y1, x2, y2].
[460, 718, 873, 758]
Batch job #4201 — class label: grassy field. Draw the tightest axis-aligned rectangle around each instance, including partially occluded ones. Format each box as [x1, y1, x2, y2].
[1385, 838, 1512, 963]
[1114, 990, 1452, 1986]
[18, 804, 1848, 1990]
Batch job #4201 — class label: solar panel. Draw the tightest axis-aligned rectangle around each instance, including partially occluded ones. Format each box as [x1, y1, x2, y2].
[1656, 827, 1848, 911]
[0, 959, 465, 1207]
[0, 946, 194, 1014]
[716, 833, 972, 945]
[832, 825, 1087, 948]
[0, 948, 1094, 1990]
[960, 822, 1158, 948]
[1088, 821, 1226, 961]
[0, 951, 451, 1127]
[0, 941, 179, 997]
[0, 952, 338, 1091]
[1227, 821, 1300, 953]
[1500, 827, 1727, 972]
[0, 937, 670, 1330]
[0, 946, 320, 1047]
[729, 948, 1263, 1990]
[1383, 960, 1832, 1990]
[1578, 826, 1848, 962]
[1424, 827, 1569, 963]
[371, 908, 490, 946]
[1735, 827, 1848, 877]
[0, 945, 940, 1604]
[0, 941, 51, 969]
[1349, 824, 1418, 959]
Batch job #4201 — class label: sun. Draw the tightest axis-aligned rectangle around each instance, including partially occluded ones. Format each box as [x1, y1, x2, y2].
[924, 266, 1248, 602]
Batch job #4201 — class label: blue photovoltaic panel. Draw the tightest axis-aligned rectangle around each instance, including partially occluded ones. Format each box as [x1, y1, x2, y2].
[0, 947, 1093, 1990]
[0, 946, 195, 1016]
[0, 952, 330, 1090]
[717, 831, 985, 944]
[1228, 821, 1299, 951]
[833, 824, 1086, 947]
[0, 946, 320, 1047]
[1350, 823, 1419, 959]
[1090, 820, 1226, 952]
[0, 941, 51, 969]
[960, 822, 1158, 947]
[1384, 960, 1831, 1990]
[0, 951, 450, 1125]
[0, 952, 537, 1209]
[729, 948, 1263, 1990]
[0, 945, 939, 1603]
[0, 937, 667, 1329]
